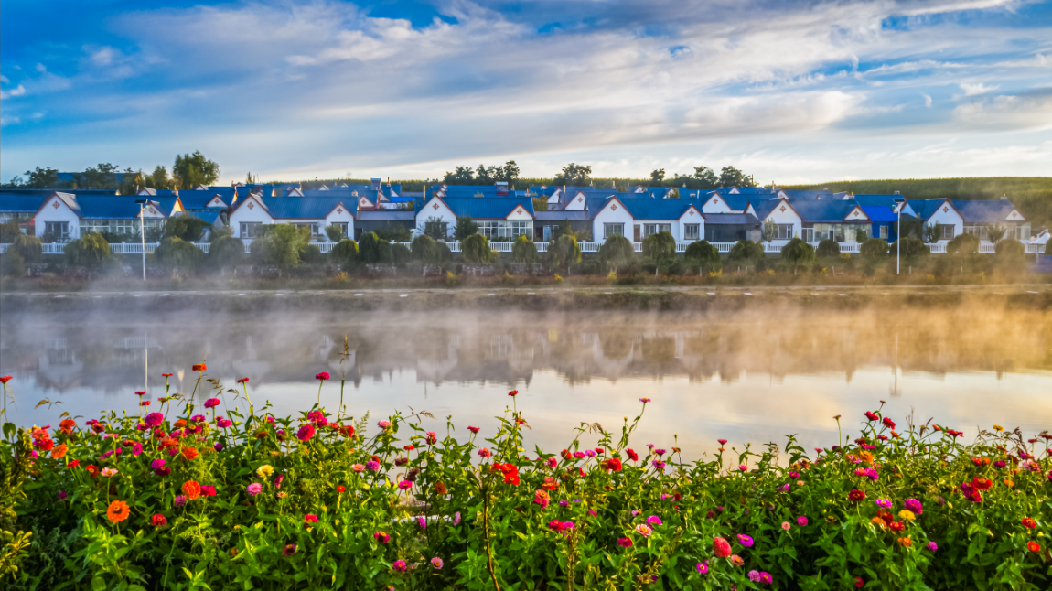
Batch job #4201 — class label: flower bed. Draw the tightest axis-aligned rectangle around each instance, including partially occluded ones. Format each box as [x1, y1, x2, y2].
[0, 375, 1050, 590]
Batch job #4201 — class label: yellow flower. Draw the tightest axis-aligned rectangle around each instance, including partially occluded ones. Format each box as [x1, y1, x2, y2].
[256, 465, 274, 479]
[993, 424, 1004, 432]
[898, 510, 916, 522]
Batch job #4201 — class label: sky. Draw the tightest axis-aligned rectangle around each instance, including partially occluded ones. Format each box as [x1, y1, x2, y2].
[1, 0, 1051, 185]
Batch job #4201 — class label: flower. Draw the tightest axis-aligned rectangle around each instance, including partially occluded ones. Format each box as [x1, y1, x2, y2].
[101, 467, 118, 478]
[304, 514, 318, 523]
[425, 431, 437, 445]
[296, 424, 316, 441]
[365, 461, 381, 471]
[337, 485, 346, 493]
[713, 537, 732, 558]
[203, 398, 220, 409]
[927, 542, 939, 552]
[696, 562, 708, 574]
[903, 499, 923, 515]
[182, 480, 201, 500]
[797, 516, 808, 526]
[759, 573, 773, 584]
[478, 447, 492, 458]
[971, 477, 993, 490]
[781, 521, 791, 531]
[377, 420, 392, 429]
[398, 480, 413, 490]
[192, 363, 207, 372]
[646, 515, 663, 527]
[283, 544, 297, 556]
[392, 560, 407, 573]
[717, 438, 728, 446]
[247, 483, 263, 496]
[626, 448, 639, 462]
[748, 571, 761, 582]
[352, 464, 364, 472]
[882, 417, 896, 430]
[1027, 541, 1041, 553]
[316, 371, 330, 381]
[430, 557, 444, 570]
[374, 531, 391, 543]
[173, 495, 187, 508]
[875, 499, 892, 509]
[181, 446, 199, 461]
[467, 426, 480, 434]
[508, 390, 519, 397]
[106, 500, 130, 523]
[58, 490, 67, 501]
[152, 514, 167, 527]
[0, 376, 12, 383]
[730, 555, 744, 566]
[896, 536, 913, 547]
[736, 533, 754, 547]
[652, 460, 666, 469]
[848, 489, 866, 502]
[639, 398, 650, 403]
[635, 524, 652, 537]
[201, 485, 217, 497]
[898, 510, 916, 522]
[216, 418, 233, 428]
[1023, 517, 1037, 529]
[144, 412, 164, 427]
[855, 576, 865, 587]
[306, 411, 328, 426]
[257, 465, 274, 479]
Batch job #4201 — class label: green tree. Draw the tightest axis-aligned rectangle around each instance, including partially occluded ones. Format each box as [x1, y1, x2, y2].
[420, 217, 448, 240]
[642, 231, 676, 262]
[550, 233, 581, 272]
[64, 232, 112, 269]
[411, 234, 443, 263]
[164, 217, 211, 242]
[649, 169, 666, 186]
[358, 232, 386, 264]
[816, 239, 840, 258]
[598, 234, 635, 272]
[860, 238, 889, 262]
[156, 236, 203, 271]
[986, 225, 1006, 243]
[252, 224, 309, 268]
[728, 240, 765, 266]
[325, 224, 346, 242]
[21, 167, 64, 188]
[454, 216, 478, 241]
[780, 237, 816, 269]
[995, 238, 1025, 272]
[761, 219, 777, 242]
[147, 166, 173, 190]
[73, 163, 120, 189]
[375, 224, 412, 243]
[443, 167, 475, 184]
[898, 237, 930, 267]
[462, 233, 493, 263]
[10, 233, 42, 263]
[718, 166, 756, 188]
[511, 235, 538, 265]
[389, 243, 411, 264]
[173, 151, 220, 188]
[0, 222, 23, 242]
[684, 240, 722, 273]
[552, 163, 592, 186]
[854, 228, 868, 243]
[332, 239, 359, 264]
[923, 222, 943, 244]
[208, 233, 246, 270]
[692, 166, 717, 188]
[947, 232, 979, 254]
[499, 160, 520, 184]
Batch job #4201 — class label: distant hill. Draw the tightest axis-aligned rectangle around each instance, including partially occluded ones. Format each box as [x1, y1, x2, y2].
[784, 177, 1052, 228]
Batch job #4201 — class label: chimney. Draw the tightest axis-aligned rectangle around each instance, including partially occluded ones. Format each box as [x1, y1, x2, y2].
[370, 178, 381, 191]
[495, 181, 509, 197]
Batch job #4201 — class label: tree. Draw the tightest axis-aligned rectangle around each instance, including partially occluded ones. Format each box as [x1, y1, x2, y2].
[649, 169, 666, 186]
[443, 166, 475, 184]
[550, 233, 581, 272]
[761, 219, 777, 242]
[252, 224, 309, 268]
[499, 160, 520, 184]
[511, 235, 538, 265]
[332, 239, 359, 264]
[300, 244, 324, 265]
[995, 238, 1025, 272]
[552, 163, 591, 186]
[454, 216, 479, 241]
[147, 166, 173, 190]
[10, 233, 42, 263]
[165, 217, 211, 242]
[389, 243, 411, 264]
[692, 166, 717, 188]
[598, 234, 634, 272]
[65, 233, 112, 269]
[419, 217, 448, 240]
[411, 234, 443, 263]
[780, 237, 816, 269]
[899, 237, 930, 266]
[718, 166, 756, 188]
[986, 225, 1006, 243]
[156, 236, 203, 271]
[1, 250, 26, 277]
[21, 167, 63, 188]
[462, 233, 493, 263]
[923, 222, 943, 244]
[642, 231, 676, 262]
[358, 232, 385, 263]
[73, 163, 120, 189]
[684, 240, 721, 273]
[325, 224, 346, 242]
[854, 228, 868, 243]
[816, 239, 840, 258]
[947, 232, 979, 254]
[173, 151, 220, 188]
[728, 240, 764, 264]
[860, 239, 889, 264]
[208, 234, 246, 270]
[0, 222, 22, 242]
[375, 224, 412, 243]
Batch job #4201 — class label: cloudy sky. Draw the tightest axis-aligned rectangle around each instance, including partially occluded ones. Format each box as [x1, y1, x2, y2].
[1, 0, 1050, 184]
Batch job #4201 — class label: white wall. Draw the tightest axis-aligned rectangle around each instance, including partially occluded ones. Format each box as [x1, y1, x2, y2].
[680, 207, 704, 241]
[764, 202, 803, 239]
[506, 205, 533, 221]
[565, 192, 587, 210]
[592, 199, 635, 242]
[702, 196, 733, 214]
[926, 201, 963, 239]
[228, 195, 275, 238]
[35, 196, 83, 239]
[324, 204, 356, 237]
[416, 197, 457, 239]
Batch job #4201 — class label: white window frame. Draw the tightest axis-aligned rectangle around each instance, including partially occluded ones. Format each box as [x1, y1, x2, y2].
[642, 223, 671, 238]
[800, 228, 814, 243]
[879, 225, 888, 239]
[941, 225, 955, 240]
[776, 224, 793, 240]
[240, 222, 262, 238]
[45, 221, 71, 242]
[683, 223, 700, 241]
[604, 223, 625, 239]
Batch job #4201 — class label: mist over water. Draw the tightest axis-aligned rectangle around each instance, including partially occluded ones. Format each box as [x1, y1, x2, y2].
[2, 304, 1050, 459]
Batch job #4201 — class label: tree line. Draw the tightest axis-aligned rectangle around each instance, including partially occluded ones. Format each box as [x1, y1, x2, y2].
[1, 151, 221, 193]
[442, 162, 758, 190]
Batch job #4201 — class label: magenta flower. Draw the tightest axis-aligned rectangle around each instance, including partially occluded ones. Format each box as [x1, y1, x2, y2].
[654, 448, 666, 456]
[306, 411, 328, 426]
[736, 534, 754, 547]
[392, 560, 407, 573]
[696, 562, 708, 574]
[173, 494, 187, 508]
[216, 418, 233, 429]
[377, 420, 392, 429]
[191, 414, 206, 423]
[927, 541, 938, 552]
[797, 516, 808, 526]
[374, 531, 391, 543]
[247, 483, 263, 496]
[717, 438, 728, 445]
[904, 499, 923, 515]
[398, 480, 413, 490]
[748, 570, 761, 582]
[617, 537, 633, 548]
[646, 516, 663, 527]
[58, 490, 68, 500]
[316, 371, 330, 381]
[203, 398, 220, 409]
[151, 458, 166, 469]
[478, 448, 492, 458]
[296, 424, 316, 441]
[304, 514, 318, 523]
[366, 461, 381, 471]
[639, 398, 650, 403]
[144, 412, 164, 427]
[430, 557, 444, 570]
[759, 573, 773, 584]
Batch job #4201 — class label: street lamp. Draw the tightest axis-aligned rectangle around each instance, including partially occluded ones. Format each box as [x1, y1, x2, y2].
[894, 197, 905, 275]
[134, 198, 148, 281]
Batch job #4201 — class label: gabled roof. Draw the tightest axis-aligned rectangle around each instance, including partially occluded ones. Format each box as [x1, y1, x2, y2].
[753, 199, 798, 220]
[787, 200, 870, 223]
[779, 189, 832, 200]
[176, 188, 234, 209]
[358, 210, 415, 221]
[716, 187, 776, 196]
[0, 193, 45, 212]
[950, 199, 1021, 223]
[1, 188, 120, 198]
[620, 199, 696, 220]
[852, 194, 905, 207]
[440, 197, 534, 219]
[258, 195, 357, 220]
[49, 195, 178, 219]
[909, 199, 953, 220]
[677, 189, 715, 200]
[859, 205, 898, 222]
[177, 209, 224, 225]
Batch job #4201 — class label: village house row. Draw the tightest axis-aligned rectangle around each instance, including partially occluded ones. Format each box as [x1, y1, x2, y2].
[1, 179, 1048, 253]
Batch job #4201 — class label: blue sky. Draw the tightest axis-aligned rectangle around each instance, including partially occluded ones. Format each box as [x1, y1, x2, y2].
[2, 0, 1051, 184]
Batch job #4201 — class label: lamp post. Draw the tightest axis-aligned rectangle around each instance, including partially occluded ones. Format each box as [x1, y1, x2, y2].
[894, 197, 905, 275]
[134, 198, 148, 281]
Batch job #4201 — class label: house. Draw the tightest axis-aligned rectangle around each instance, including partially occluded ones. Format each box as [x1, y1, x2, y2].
[227, 193, 357, 241]
[911, 199, 962, 241]
[787, 200, 879, 243]
[33, 192, 175, 241]
[533, 210, 591, 241]
[950, 199, 1029, 242]
[752, 200, 803, 242]
[591, 198, 704, 242]
[357, 210, 417, 240]
[172, 187, 236, 211]
[0, 193, 45, 232]
[702, 213, 761, 243]
[414, 196, 534, 241]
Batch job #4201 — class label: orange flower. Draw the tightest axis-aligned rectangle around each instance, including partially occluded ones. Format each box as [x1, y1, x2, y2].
[86, 465, 100, 479]
[192, 363, 207, 372]
[161, 438, 178, 448]
[106, 500, 130, 523]
[182, 480, 201, 500]
[174, 419, 188, 428]
[51, 443, 68, 459]
[434, 481, 447, 495]
[1027, 541, 1041, 553]
[896, 536, 912, 548]
[181, 446, 199, 461]
[1004, 479, 1015, 488]
[59, 419, 76, 435]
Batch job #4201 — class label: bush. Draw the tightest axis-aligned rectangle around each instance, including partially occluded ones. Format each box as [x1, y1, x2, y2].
[332, 239, 359, 264]
[164, 217, 212, 242]
[209, 235, 246, 270]
[64, 232, 112, 269]
[728, 240, 764, 264]
[155, 237, 203, 271]
[462, 233, 493, 264]
[300, 244, 324, 265]
[816, 239, 840, 258]
[642, 231, 675, 262]
[358, 232, 385, 264]
[995, 238, 1025, 272]
[251, 224, 310, 268]
[598, 234, 635, 272]
[511, 235, 538, 265]
[6, 393, 1052, 590]
[376, 225, 413, 243]
[550, 233, 581, 272]
[1, 251, 26, 276]
[898, 238, 931, 266]
[947, 232, 980, 254]
[10, 233, 42, 263]
[780, 238, 816, 270]
[411, 234, 439, 263]
[0, 221, 22, 242]
[325, 225, 346, 242]
[860, 238, 889, 261]
[454, 216, 478, 241]
[389, 242, 412, 265]
[684, 240, 722, 273]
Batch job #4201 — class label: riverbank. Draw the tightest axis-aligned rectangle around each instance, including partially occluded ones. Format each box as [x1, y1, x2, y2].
[3, 284, 1050, 316]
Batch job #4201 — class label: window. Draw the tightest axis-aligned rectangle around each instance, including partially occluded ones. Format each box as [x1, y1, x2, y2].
[329, 222, 349, 239]
[879, 225, 888, 239]
[941, 225, 955, 240]
[776, 224, 793, 240]
[45, 221, 70, 242]
[800, 228, 814, 243]
[295, 222, 319, 237]
[604, 223, 625, 239]
[642, 223, 671, 238]
[509, 220, 530, 238]
[477, 220, 532, 240]
[683, 224, 700, 241]
[424, 220, 448, 239]
[240, 222, 262, 238]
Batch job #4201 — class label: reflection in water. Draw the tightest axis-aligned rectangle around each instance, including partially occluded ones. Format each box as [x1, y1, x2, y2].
[2, 306, 1051, 458]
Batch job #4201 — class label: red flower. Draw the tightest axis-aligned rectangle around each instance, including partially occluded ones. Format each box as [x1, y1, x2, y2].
[508, 390, 519, 397]
[1027, 541, 1041, 553]
[889, 521, 905, 532]
[425, 432, 437, 445]
[848, 489, 866, 502]
[434, 481, 447, 495]
[315, 371, 330, 381]
[467, 426, 480, 434]
[882, 417, 896, 430]
[337, 486, 346, 493]
[237, 377, 249, 383]
[182, 480, 201, 500]
[68, 459, 80, 468]
[713, 536, 732, 558]
[965, 490, 983, 503]
[864, 411, 878, 421]
[152, 513, 167, 527]
[496, 463, 520, 486]
[604, 457, 623, 472]
[626, 448, 639, 462]
[304, 514, 318, 523]
[162, 372, 173, 377]
[1023, 517, 1037, 529]
[855, 576, 864, 588]
[0, 375, 12, 383]
[192, 364, 207, 372]
[971, 478, 993, 491]
[338, 424, 355, 438]
[180, 446, 199, 461]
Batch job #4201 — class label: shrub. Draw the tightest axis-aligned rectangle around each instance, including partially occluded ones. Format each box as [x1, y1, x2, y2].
[1, 251, 26, 276]
[208, 235, 246, 270]
[10, 233, 42, 263]
[411, 234, 439, 263]
[64, 232, 112, 269]
[728, 240, 764, 263]
[684, 240, 722, 273]
[947, 232, 980, 254]
[325, 224, 346, 242]
[642, 231, 675, 262]
[358, 232, 385, 264]
[816, 239, 840, 258]
[861, 238, 889, 261]
[995, 238, 1025, 272]
[251, 224, 310, 268]
[454, 216, 478, 241]
[332, 239, 359, 264]
[598, 234, 635, 272]
[462, 234, 493, 264]
[389, 242, 411, 265]
[300, 244, 324, 265]
[511, 235, 538, 265]
[780, 237, 816, 269]
[376, 225, 412, 243]
[164, 217, 212, 242]
[155, 237, 203, 271]
[0, 221, 22, 242]
[549, 234, 581, 272]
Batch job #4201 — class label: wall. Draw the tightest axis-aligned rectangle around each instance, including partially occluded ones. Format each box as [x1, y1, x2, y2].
[592, 200, 635, 242]
[926, 202, 963, 240]
[228, 196, 275, 238]
[34, 196, 83, 240]
[416, 198, 457, 239]
[764, 203, 802, 239]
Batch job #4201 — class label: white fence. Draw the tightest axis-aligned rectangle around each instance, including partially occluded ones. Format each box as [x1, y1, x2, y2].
[1, 240, 1046, 257]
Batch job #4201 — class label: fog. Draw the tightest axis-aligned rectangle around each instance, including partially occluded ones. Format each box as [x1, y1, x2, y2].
[2, 303, 1050, 459]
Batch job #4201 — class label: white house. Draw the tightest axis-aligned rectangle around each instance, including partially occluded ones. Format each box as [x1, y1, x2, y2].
[33, 192, 172, 241]
[414, 196, 535, 240]
[753, 200, 803, 242]
[227, 193, 356, 240]
[591, 198, 705, 242]
[913, 199, 963, 241]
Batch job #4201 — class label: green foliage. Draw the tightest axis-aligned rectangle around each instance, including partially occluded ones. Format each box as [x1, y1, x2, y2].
[531, 198, 548, 211]
[358, 232, 385, 264]
[995, 239, 1025, 271]
[164, 217, 211, 243]
[684, 240, 722, 273]
[421, 217, 448, 240]
[649, 168, 665, 185]
[325, 225, 346, 242]
[461, 233, 493, 264]
[444, 160, 520, 185]
[208, 235, 245, 269]
[0, 223, 22, 242]
[453, 217, 478, 241]
[410, 235, 442, 263]
[642, 231, 676, 261]
[550, 233, 581, 272]
[511, 235, 538, 265]
[924, 222, 943, 244]
[897, 238, 931, 266]
[252, 224, 310, 268]
[64, 233, 112, 269]
[598, 234, 635, 272]
[300, 244, 324, 265]
[375, 225, 413, 243]
[816, 239, 840, 258]
[717, 166, 757, 188]
[331, 239, 359, 264]
[552, 163, 592, 186]
[155, 237, 203, 271]
[860, 238, 889, 261]
[387, 243, 412, 265]
[987, 225, 1007, 243]
[173, 151, 220, 188]
[855, 227, 868, 243]
[948, 232, 980, 254]
[728, 240, 764, 263]
[10, 234, 42, 264]
[761, 219, 777, 242]
[780, 237, 816, 268]
[0, 251, 26, 277]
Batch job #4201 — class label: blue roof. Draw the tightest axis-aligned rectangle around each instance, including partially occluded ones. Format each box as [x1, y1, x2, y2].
[853, 194, 905, 208]
[534, 210, 590, 221]
[779, 189, 832, 200]
[910, 199, 951, 220]
[719, 195, 756, 211]
[358, 210, 415, 221]
[716, 187, 776, 196]
[178, 210, 223, 225]
[257, 196, 357, 220]
[63, 195, 180, 219]
[177, 188, 234, 209]
[859, 205, 898, 222]
[788, 200, 869, 223]
[0, 193, 45, 212]
[620, 199, 696, 220]
[440, 197, 534, 219]
[676, 189, 715, 200]
[949, 199, 1019, 223]
[0, 188, 119, 198]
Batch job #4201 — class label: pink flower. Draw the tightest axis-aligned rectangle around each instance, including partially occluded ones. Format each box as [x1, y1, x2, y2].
[738, 464, 747, 472]
[797, 516, 808, 526]
[713, 537, 732, 558]
[352, 464, 365, 472]
[377, 420, 392, 429]
[646, 516, 663, 527]
[398, 480, 413, 490]
[304, 514, 318, 523]
[616, 537, 633, 548]
[365, 461, 380, 471]
[635, 524, 652, 537]
[144, 413, 164, 427]
[316, 371, 330, 381]
[374, 531, 391, 543]
[296, 424, 316, 441]
[430, 557, 444, 570]
[478, 447, 492, 458]
[392, 560, 407, 573]
[717, 438, 728, 445]
[246, 483, 262, 496]
[781, 521, 791, 531]
[696, 562, 709, 574]
[203, 398, 220, 409]
[467, 426, 480, 434]
[639, 398, 651, 403]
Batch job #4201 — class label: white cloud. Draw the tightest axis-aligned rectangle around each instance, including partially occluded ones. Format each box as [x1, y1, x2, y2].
[91, 47, 116, 66]
[960, 82, 1000, 96]
[0, 84, 26, 100]
[923, 93, 933, 107]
